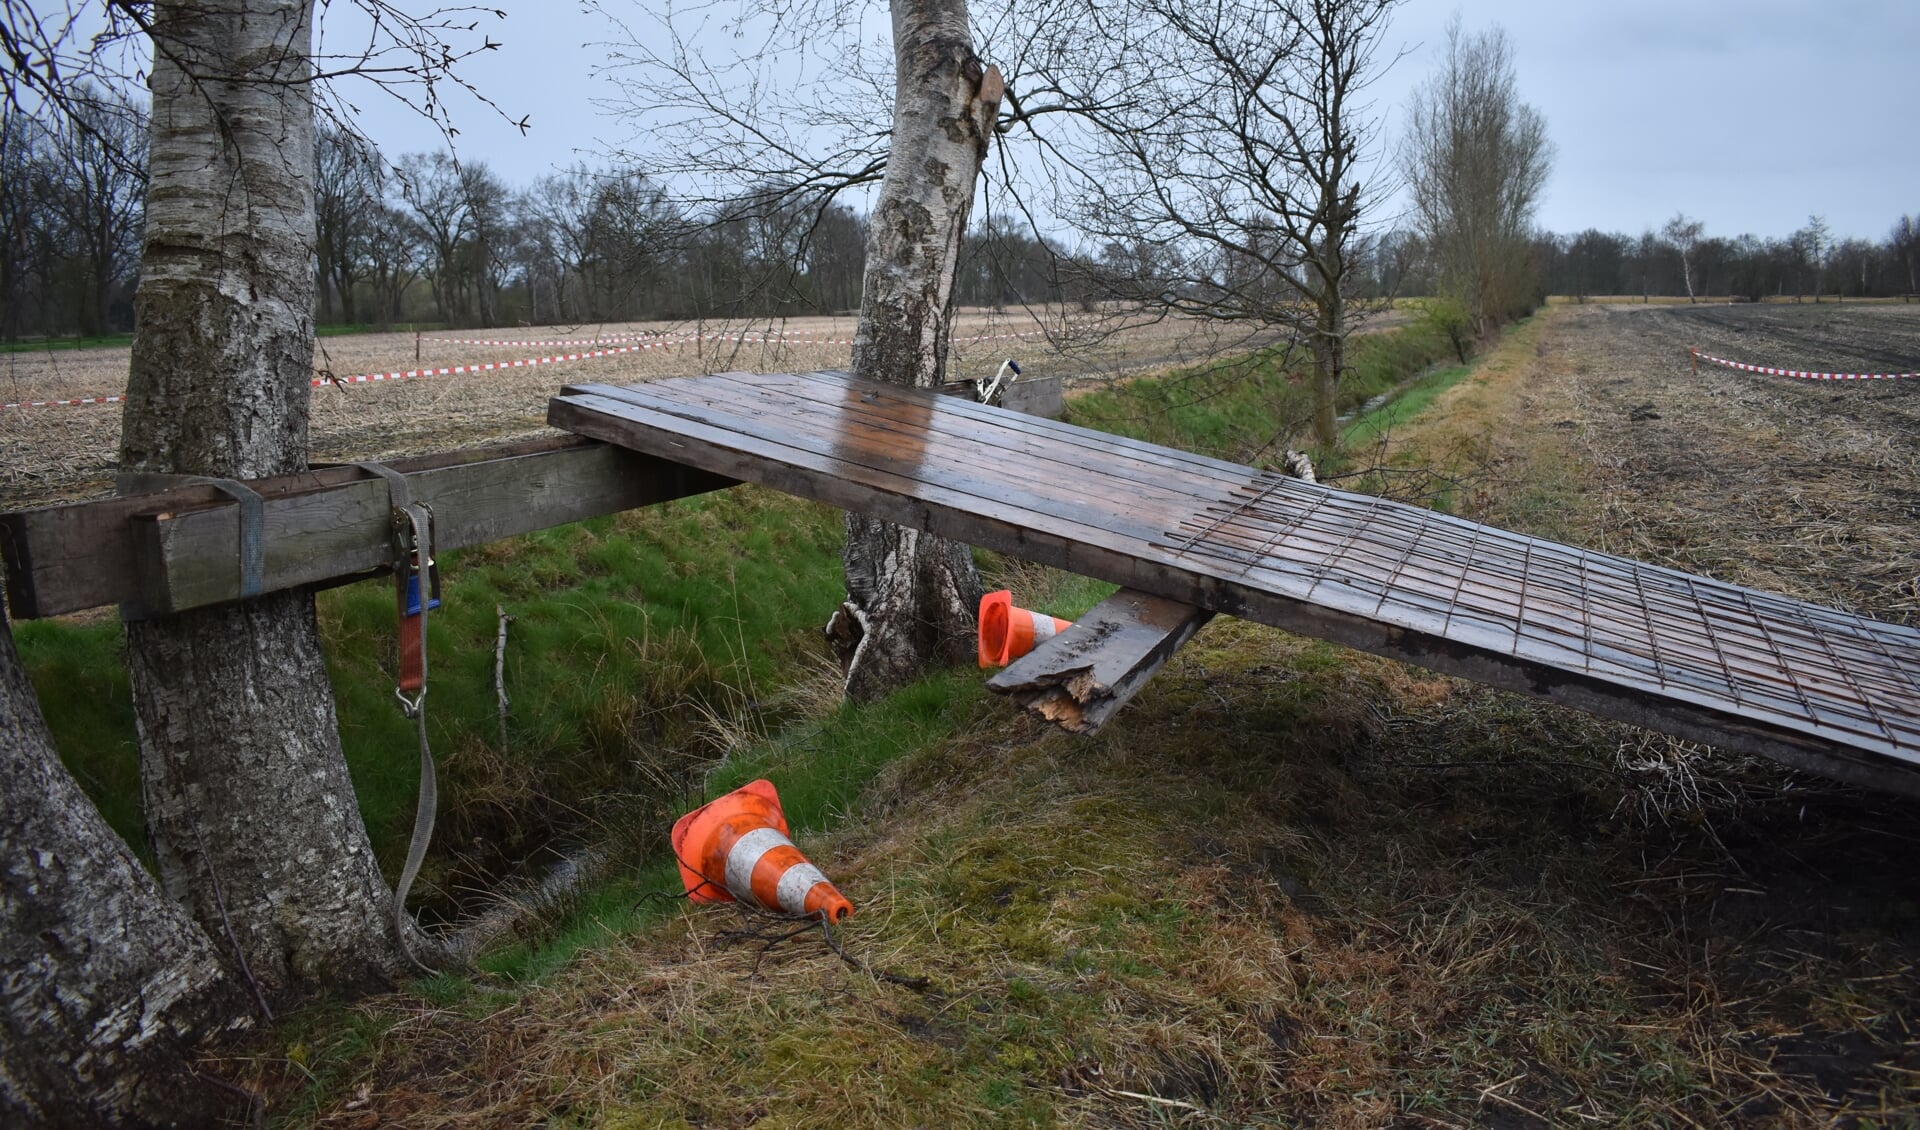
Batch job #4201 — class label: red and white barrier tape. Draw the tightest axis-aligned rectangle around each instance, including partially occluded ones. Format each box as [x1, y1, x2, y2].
[0, 328, 1057, 411]
[673, 328, 1051, 347]
[314, 342, 665, 388]
[426, 333, 663, 347]
[424, 327, 1052, 349]
[0, 342, 658, 410]
[0, 393, 127, 411]
[1691, 348, 1919, 382]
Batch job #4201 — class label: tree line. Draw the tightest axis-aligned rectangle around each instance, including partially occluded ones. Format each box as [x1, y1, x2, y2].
[9, 95, 1910, 346]
[0, 89, 146, 339]
[1536, 213, 1920, 303]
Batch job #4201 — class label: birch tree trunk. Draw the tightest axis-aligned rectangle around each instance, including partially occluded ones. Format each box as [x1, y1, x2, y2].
[833, 0, 999, 701]
[117, 0, 406, 1000]
[1, 603, 245, 1127]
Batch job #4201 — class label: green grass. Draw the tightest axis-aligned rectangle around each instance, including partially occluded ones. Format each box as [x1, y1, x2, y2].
[0, 333, 135, 352]
[1065, 318, 1459, 466]
[21, 484, 850, 911]
[14, 617, 139, 836]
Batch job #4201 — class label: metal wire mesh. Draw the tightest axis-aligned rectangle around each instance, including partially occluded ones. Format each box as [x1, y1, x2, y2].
[1160, 473, 1920, 758]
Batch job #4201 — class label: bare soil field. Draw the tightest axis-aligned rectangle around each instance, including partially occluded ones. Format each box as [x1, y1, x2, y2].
[1539, 303, 1920, 625]
[0, 308, 1320, 508]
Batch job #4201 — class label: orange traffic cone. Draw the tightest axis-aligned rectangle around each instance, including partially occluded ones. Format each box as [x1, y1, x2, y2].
[978, 590, 1074, 668]
[671, 779, 853, 922]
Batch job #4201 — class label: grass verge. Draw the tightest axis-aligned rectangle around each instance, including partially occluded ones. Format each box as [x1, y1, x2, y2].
[1065, 315, 1459, 466]
[27, 304, 1920, 1125]
[0, 332, 135, 352]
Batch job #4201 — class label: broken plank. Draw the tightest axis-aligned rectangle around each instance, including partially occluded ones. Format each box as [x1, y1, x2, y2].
[987, 588, 1213, 734]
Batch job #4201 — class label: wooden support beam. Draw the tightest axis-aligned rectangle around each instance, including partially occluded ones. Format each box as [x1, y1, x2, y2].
[0, 436, 734, 620]
[986, 589, 1213, 734]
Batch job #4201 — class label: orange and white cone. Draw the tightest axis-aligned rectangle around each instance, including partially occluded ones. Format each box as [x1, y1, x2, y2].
[671, 779, 853, 922]
[978, 590, 1074, 668]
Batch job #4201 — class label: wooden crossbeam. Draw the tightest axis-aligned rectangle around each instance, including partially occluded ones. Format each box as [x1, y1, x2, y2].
[0, 436, 733, 620]
[986, 588, 1213, 734]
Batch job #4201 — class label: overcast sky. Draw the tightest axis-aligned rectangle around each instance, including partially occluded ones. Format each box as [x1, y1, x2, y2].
[338, 0, 1917, 242]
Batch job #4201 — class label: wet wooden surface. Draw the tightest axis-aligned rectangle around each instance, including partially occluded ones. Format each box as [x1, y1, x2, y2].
[550, 370, 1920, 795]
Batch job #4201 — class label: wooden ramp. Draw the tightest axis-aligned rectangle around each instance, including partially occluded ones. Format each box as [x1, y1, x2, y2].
[550, 370, 1920, 795]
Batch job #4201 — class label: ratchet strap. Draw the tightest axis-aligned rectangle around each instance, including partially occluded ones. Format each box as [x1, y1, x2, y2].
[355, 461, 441, 973]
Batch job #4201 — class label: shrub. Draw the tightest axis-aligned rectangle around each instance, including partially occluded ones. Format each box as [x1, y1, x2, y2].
[1422, 296, 1474, 363]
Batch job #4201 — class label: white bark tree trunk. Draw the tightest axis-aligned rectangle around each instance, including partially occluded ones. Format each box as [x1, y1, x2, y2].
[118, 0, 407, 999]
[1, 603, 245, 1127]
[834, 0, 1000, 701]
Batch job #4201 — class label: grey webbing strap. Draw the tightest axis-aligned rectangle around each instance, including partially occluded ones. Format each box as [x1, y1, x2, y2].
[118, 472, 266, 598]
[205, 480, 266, 598]
[355, 461, 440, 974]
[353, 461, 415, 562]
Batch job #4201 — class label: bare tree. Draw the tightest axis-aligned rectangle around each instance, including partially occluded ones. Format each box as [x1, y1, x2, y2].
[1800, 214, 1831, 302]
[460, 160, 512, 326]
[1893, 214, 1919, 299]
[36, 83, 147, 335]
[600, 0, 1001, 697]
[518, 167, 596, 320]
[119, 0, 414, 1003]
[0, 103, 34, 339]
[315, 121, 382, 323]
[363, 197, 421, 329]
[1401, 17, 1552, 333]
[831, 0, 1002, 698]
[1662, 212, 1703, 303]
[399, 150, 474, 323]
[1026, 0, 1404, 448]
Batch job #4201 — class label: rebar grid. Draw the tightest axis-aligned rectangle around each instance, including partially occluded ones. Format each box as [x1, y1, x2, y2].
[1160, 474, 1920, 756]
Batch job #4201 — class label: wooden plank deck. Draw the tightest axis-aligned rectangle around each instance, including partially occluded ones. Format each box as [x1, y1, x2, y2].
[549, 370, 1920, 795]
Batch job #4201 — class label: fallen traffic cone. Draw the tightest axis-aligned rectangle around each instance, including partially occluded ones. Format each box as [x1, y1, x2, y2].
[671, 779, 853, 922]
[978, 590, 1073, 668]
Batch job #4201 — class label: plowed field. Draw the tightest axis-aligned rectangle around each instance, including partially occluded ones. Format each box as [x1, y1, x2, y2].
[0, 308, 1290, 508]
[1531, 303, 1920, 625]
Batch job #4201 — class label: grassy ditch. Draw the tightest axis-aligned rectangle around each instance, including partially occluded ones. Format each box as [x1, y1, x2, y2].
[1065, 312, 1458, 465]
[22, 484, 850, 920]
